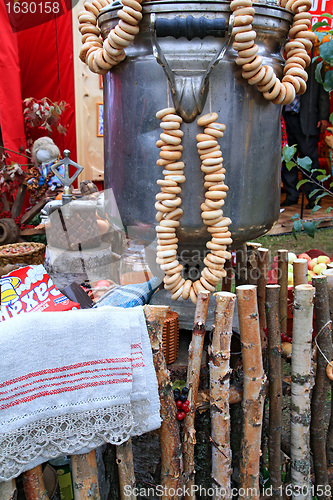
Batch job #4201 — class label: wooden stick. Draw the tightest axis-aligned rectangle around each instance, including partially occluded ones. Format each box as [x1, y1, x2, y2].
[291, 284, 315, 500]
[221, 257, 233, 292]
[265, 284, 283, 499]
[322, 270, 333, 467]
[311, 276, 333, 499]
[236, 285, 266, 500]
[0, 479, 17, 499]
[116, 440, 136, 500]
[71, 451, 101, 500]
[210, 291, 236, 499]
[143, 305, 182, 500]
[293, 258, 308, 288]
[246, 243, 260, 286]
[183, 291, 211, 500]
[22, 465, 50, 500]
[277, 250, 289, 337]
[257, 248, 269, 351]
[235, 244, 247, 287]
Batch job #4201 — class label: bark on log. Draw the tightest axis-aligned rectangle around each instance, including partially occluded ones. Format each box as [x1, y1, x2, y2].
[322, 270, 333, 466]
[257, 248, 269, 352]
[235, 244, 247, 287]
[293, 259, 308, 288]
[277, 250, 289, 337]
[183, 291, 211, 500]
[71, 451, 101, 500]
[265, 284, 283, 499]
[291, 284, 315, 500]
[221, 258, 233, 293]
[0, 479, 17, 499]
[236, 285, 266, 500]
[311, 276, 333, 499]
[22, 465, 49, 500]
[209, 292, 236, 499]
[144, 305, 182, 500]
[116, 440, 136, 500]
[246, 243, 260, 286]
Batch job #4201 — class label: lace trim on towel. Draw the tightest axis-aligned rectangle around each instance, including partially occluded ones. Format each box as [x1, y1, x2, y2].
[0, 404, 134, 481]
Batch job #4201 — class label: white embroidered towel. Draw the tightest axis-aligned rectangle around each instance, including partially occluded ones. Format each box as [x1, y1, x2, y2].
[0, 305, 161, 481]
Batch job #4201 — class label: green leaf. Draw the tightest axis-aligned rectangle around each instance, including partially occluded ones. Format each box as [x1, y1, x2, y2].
[315, 60, 324, 85]
[330, 111, 333, 124]
[323, 71, 333, 93]
[309, 189, 321, 199]
[315, 192, 328, 202]
[286, 161, 296, 171]
[311, 205, 322, 214]
[325, 206, 333, 214]
[297, 156, 312, 171]
[317, 174, 331, 182]
[282, 145, 297, 162]
[312, 20, 330, 30]
[319, 40, 333, 64]
[303, 220, 318, 238]
[311, 169, 327, 175]
[290, 213, 300, 220]
[296, 179, 309, 190]
[293, 218, 303, 232]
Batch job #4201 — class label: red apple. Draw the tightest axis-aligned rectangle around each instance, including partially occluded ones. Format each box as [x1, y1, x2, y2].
[308, 258, 318, 271]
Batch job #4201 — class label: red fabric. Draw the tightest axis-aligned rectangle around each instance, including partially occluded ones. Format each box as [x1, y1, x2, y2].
[16, 9, 77, 162]
[0, 2, 26, 165]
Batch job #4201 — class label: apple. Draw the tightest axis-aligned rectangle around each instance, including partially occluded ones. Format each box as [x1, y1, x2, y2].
[298, 253, 312, 264]
[308, 258, 318, 271]
[288, 252, 297, 264]
[313, 263, 327, 275]
[288, 272, 294, 286]
[317, 255, 331, 265]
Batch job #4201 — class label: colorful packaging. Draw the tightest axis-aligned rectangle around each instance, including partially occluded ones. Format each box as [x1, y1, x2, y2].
[0, 265, 80, 321]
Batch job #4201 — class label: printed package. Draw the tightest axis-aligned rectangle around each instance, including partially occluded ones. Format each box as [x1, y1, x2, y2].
[0, 265, 80, 321]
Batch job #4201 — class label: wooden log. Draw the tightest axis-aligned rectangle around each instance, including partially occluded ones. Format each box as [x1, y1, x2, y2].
[265, 284, 283, 499]
[291, 284, 315, 500]
[71, 451, 101, 500]
[221, 258, 233, 292]
[22, 465, 50, 500]
[235, 244, 247, 287]
[311, 276, 333, 499]
[143, 305, 182, 500]
[322, 270, 333, 467]
[277, 249, 289, 337]
[257, 248, 269, 351]
[236, 285, 266, 500]
[246, 242, 260, 286]
[0, 479, 17, 499]
[210, 291, 236, 499]
[183, 291, 210, 500]
[293, 258, 308, 288]
[116, 440, 136, 500]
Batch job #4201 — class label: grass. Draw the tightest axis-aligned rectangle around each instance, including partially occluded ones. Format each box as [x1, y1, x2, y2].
[252, 227, 333, 260]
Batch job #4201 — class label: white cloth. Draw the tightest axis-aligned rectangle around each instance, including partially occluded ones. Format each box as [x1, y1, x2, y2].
[0, 306, 160, 481]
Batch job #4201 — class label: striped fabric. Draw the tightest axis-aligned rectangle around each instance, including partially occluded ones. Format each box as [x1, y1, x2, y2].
[94, 276, 160, 308]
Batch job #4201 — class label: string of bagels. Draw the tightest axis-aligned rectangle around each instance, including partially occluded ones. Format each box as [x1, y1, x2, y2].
[79, 0, 315, 104]
[78, 0, 315, 303]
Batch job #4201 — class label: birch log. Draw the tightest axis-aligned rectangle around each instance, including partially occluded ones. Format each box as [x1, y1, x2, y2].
[293, 259, 308, 288]
[0, 479, 17, 499]
[291, 284, 315, 500]
[144, 305, 182, 500]
[257, 248, 269, 352]
[210, 292, 236, 499]
[71, 451, 101, 500]
[183, 291, 210, 500]
[265, 284, 283, 499]
[277, 250, 289, 337]
[236, 285, 266, 500]
[22, 465, 49, 500]
[311, 276, 333, 499]
[116, 440, 136, 500]
[322, 270, 333, 466]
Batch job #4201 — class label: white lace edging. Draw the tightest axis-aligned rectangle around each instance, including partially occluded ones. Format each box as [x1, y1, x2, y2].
[0, 404, 138, 481]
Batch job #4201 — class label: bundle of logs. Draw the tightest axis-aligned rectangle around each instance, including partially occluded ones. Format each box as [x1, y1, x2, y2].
[1, 245, 333, 500]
